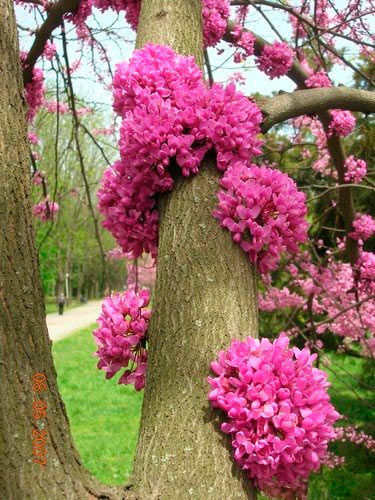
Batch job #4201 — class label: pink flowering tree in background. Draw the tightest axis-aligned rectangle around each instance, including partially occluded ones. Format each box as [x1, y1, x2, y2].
[1, 0, 375, 498]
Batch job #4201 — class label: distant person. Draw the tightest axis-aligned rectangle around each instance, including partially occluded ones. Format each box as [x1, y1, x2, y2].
[58, 293, 65, 315]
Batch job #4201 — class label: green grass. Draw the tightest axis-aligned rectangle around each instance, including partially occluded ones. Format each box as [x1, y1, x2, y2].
[53, 327, 375, 496]
[52, 324, 143, 485]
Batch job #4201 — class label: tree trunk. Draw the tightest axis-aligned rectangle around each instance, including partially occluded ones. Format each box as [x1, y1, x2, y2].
[0, 1, 120, 497]
[129, 1, 258, 498]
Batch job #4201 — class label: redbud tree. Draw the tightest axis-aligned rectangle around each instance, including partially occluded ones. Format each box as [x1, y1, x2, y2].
[1, 0, 375, 498]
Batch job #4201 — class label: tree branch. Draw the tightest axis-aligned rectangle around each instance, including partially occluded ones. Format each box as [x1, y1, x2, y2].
[260, 86, 375, 132]
[22, 0, 79, 84]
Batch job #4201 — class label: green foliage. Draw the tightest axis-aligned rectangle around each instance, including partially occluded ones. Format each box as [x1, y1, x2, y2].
[52, 325, 143, 484]
[31, 99, 125, 300]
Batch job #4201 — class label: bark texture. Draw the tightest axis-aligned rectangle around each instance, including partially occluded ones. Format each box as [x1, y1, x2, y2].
[0, 1, 120, 498]
[130, 1, 258, 498]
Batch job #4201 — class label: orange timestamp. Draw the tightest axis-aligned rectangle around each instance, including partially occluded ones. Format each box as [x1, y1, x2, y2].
[31, 373, 48, 466]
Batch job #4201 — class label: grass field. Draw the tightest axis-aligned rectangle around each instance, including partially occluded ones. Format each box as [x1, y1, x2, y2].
[53, 327, 375, 497]
[52, 325, 143, 484]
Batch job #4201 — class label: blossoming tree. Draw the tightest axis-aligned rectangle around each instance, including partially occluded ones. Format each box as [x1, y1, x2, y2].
[1, 0, 375, 498]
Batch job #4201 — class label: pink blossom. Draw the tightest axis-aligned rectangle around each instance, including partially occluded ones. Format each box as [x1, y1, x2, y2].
[305, 69, 332, 88]
[32, 171, 44, 186]
[203, 0, 230, 47]
[27, 132, 40, 145]
[328, 110, 356, 137]
[344, 155, 367, 183]
[33, 197, 59, 221]
[76, 106, 92, 116]
[106, 247, 128, 260]
[66, 0, 229, 47]
[228, 71, 246, 86]
[358, 251, 375, 283]
[93, 289, 151, 390]
[334, 425, 375, 452]
[99, 44, 262, 257]
[212, 163, 308, 273]
[43, 40, 57, 61]
[350, 213, 375, 241]
[256, 42, 294, 79]
[208, 334, 340, 498]
[231, 25, 255, 61]
[259, 287, 304, 312]
[21, 53, 45, 123]
[44, 100, 69, 114]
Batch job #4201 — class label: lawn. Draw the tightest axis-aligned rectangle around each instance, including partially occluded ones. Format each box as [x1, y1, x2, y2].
[53, 328, 375, 497]
[52, 324, 143, 485]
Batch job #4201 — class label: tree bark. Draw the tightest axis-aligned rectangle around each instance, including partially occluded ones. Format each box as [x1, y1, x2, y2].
[0, 1, 120, 498]
[129, 1, 258, 498]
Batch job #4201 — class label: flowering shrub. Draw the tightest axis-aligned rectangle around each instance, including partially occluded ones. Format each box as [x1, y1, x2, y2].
[93, 289, 151, 390]
[256, 42, 294, 79]
[207, 334, 340, 498]
[212, 163, 308, 273]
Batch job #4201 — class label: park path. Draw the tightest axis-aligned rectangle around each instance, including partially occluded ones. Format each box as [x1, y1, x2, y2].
[46, 300, 102, 342]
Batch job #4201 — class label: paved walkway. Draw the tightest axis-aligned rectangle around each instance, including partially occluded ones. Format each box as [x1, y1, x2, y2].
[46, 300, 102, 342]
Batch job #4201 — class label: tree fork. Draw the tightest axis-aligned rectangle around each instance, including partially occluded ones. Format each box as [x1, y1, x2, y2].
[129, 1, 258, 498]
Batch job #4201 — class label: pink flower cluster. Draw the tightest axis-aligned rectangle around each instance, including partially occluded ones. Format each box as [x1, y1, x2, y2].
[203, 0, 230, 47]
[350, 213, 375, 241]
[44, 100, 69, 114]
[32, 170, 44, 186]
[231, 25, 255, 63]
[213, 163, 308, 273]
[27, 131, 40, 145]
[334, 425, 375, 452]
[256, 42, 294, 79]
[98, 44, 262, 258]
[33, 197, 59, 221]
[259, 287, 305, 312]
[305, 69, 332, 88]
[66, 0, 229, 47]
[93, 289, 151, 390]
[208, 334, 340, 499]
[43, 40, 57, 61]
[358, 251, 375, 283]
[21, 53, 45, 123]
[106, 247, 129, 260]
[344, 155, 367, 183]
[328, 110, 356, 137]
[273, 254, 375, 350]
